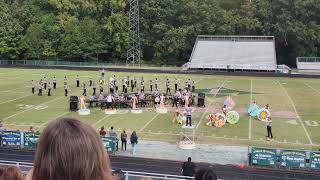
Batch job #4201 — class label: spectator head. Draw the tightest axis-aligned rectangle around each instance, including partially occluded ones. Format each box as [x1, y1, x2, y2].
[28, 117, 112, 180]
[187, 157, 191, 162]
[101, 126, 105, 131]
[112, 169, 125, 180]
[111, 126, 114, 130]
[0, 166, 23, 180]
[123, 130, 126, 133]
[195, 168, 217, 180]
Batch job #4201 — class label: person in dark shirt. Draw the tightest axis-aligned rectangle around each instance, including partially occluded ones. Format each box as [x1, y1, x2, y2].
[92, 82, 96, 96]
[195, 168, 217, 180]
[121, 130, 127, 151]
[76, 75, 80, 87]
[99, 126, 106, 137]
[182, 157, 196, 177]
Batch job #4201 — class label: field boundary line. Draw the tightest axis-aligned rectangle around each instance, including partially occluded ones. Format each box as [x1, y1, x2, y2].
[277, 80, 313, 145]
[3, 96, 64, 121]
[38, 112, 70, 128]
[249, 79, 252, 140]
[92, 114, 112, 128]
[196, 79, 227, 130]
[0, 94, 32, 105]
[304, 83, 320, 95]
[139, 113, 160, 132]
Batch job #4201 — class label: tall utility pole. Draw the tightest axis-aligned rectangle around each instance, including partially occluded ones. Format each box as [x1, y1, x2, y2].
[127, 0, 140, 66]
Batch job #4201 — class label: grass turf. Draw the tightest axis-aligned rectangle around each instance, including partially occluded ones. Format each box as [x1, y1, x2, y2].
[0, 67, 319, 150]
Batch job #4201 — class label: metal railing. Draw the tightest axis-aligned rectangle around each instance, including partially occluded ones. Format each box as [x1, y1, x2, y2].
[0, 160, 194, 180]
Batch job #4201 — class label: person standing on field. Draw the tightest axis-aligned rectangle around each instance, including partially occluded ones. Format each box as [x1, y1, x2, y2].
[76, 75, 80, 87]
[121, 130, 127, 151]
[130, 131, 138, 155]
[266, 116, 273, 139]
[31, 80, 35, 94]
[53, 76, 57, 89]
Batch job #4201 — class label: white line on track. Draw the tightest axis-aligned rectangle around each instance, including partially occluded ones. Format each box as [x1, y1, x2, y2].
[0, 94, 32, 105]
[139, 113, 160, 132]
[196, 79, 227, 130]
[249, 79, 252, 140]
[304, 83, 320, 95]
[2, 96, 64, 121]
[277, 80, 313, 145]
[92, 114, 111, 128]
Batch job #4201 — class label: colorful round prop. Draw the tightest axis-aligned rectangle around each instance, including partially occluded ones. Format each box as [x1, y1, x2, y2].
[213, 113, 226, 128]
[206, 114, 215, 126]
[177, 111, 187, 125]
[258, 108, 271, 121]
[224, 99, 235, 110]
[247, 103, 260, 117]
[226, 111, 240, 124]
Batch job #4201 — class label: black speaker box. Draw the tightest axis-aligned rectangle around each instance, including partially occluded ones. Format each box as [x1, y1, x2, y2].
[198, 93, 205, 107]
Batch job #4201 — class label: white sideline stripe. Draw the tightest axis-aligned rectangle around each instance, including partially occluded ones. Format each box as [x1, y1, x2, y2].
[92, 114, 111, 128]
[38, 112, 70, 128]
[2, 96, 64, 121]
[249, 79, 252, 140]
[139, 113, 160, 132]
[0, 87, 28, 94]
[196, 79, 227, 129]
[0, 94, 32, 105]
[304, 83, 320, 95]
[277, 80, 313, 145]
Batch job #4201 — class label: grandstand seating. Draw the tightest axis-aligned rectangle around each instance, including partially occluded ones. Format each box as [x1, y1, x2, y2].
[296, 57, 320, 70]
[186, 36, 277, 71]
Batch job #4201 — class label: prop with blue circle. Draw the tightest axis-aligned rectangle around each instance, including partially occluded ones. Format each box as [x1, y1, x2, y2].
[247, 103, 271, 121]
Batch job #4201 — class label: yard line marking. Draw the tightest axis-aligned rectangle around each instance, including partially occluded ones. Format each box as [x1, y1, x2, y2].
[0, 94, 32, 105]
[304, 83, 320, 95]
[38, 112, 70, 128]
[139, 113, 160, 132]
[2, 96, 64, 121]
[0, 87, 28, 94]
[277, 80, 313, 145]
[92, 114, 112, 128]
[196, 79, 227, 130]
[249, 79, 252, 140]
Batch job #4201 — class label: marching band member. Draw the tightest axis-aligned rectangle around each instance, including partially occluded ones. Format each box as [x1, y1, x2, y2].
[150, 79, 153, 92]
[141, 80, 145, 92]
[166, 79, 171, 95]
[64, 83, 68, 96]
[92, 82, 96, 96]
[31, 80, 35, 94]
[172, 90, 179, 108]
[83, 84, 87, 96]
[53, 76, 57, 89]
[43, 76, 47, 90]
[155, 78, 159, 90]
[114, 79, 119, 93]
[99, 83, 104, 94]
[47, 82, 52, 96]
[191, 80, 195, 92]
[174, 78, 178, 92]
[139, 90, 145, 107]
[63, 76, 67, 85]
[76, 75, 80, 87]
[89, 77, 93, 87]
[38, 80, 43, 96]
[131, 78, 134, 92]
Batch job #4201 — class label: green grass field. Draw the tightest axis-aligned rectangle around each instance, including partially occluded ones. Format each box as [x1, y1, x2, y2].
[0, 67, 319, 150]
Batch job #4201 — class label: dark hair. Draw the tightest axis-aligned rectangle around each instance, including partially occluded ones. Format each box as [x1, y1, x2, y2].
[111, 126, 114, 130]
[112, 169, 125, 180]
[32, 118, 112, 180]
[123, 130, 126, 133]
[0, 166, 23, 180]
[101, 126, 105, 130]
[188, 157, 191, 162]
[195, 168, 217, 180]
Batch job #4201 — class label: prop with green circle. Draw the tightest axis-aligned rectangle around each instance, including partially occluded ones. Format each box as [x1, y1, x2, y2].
[226, 111, 240, 124]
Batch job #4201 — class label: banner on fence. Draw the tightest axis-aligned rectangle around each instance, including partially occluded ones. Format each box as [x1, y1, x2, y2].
[24, 132, 40, 148]
[250, 147, 277, 166]
[280, 150, 306, 168]
[2, 131, 21, 147]
[310, 152, 320, 170]
[101, 137, 116, 152]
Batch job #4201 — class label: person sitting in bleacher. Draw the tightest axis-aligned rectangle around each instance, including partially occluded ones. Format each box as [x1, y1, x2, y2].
[0, 166, 23, 180]
[24, 117, 113, 180]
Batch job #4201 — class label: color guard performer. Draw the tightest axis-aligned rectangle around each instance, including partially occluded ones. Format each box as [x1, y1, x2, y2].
[47, 82, 52, 96]
[53, 76, 57, 89]
[83, 84, 87, 96]
[92, 82, 96, 96]
[31, 80, 35, 94]
[64, 83, 68, 96]
[76, 75, 80, 87]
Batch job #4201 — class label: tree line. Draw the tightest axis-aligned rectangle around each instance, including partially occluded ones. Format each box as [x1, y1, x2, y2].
[0, 0, 319, 67]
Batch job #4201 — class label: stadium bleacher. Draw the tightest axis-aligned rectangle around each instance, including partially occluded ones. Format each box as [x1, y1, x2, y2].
[185, 36, 277, 71]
